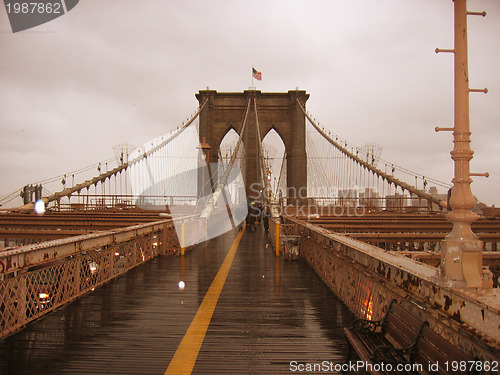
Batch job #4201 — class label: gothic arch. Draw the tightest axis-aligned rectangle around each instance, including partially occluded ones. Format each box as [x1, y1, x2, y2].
[196, 89, 309, 204]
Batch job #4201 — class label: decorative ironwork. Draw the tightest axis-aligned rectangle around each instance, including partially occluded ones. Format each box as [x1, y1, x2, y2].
[0, 221, 180, 338]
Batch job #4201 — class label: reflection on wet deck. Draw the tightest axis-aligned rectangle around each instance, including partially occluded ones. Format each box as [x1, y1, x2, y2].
[0, 227, 355, 374]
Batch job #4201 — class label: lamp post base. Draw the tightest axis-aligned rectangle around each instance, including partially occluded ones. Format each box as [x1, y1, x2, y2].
[436, 233, 493, 288]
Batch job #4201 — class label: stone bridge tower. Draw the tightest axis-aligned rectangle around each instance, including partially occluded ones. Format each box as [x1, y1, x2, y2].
[196, 89, 309, 204]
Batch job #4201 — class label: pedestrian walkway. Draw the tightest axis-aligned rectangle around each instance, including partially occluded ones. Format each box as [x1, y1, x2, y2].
[0, 226, 356, 375]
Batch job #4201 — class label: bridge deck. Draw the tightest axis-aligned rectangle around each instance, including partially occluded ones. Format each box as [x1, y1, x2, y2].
[0, 226, 355, 374]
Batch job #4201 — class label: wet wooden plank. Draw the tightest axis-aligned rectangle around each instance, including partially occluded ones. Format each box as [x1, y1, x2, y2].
[0, 227, 356, 374]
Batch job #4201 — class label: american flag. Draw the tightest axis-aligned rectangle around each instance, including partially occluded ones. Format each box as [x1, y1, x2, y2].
[252, 68, 262, 81]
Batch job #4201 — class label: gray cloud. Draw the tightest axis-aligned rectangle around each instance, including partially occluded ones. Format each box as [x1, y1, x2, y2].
[1, 0, 499, 205]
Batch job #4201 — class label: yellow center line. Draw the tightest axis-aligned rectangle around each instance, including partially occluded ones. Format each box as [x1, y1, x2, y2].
[164, 226, 245, 375]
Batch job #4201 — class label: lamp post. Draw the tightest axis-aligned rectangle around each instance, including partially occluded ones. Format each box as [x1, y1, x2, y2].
[436, 0, 490, 288]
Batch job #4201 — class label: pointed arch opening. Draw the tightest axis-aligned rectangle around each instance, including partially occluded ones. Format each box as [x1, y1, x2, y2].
[219, 128, 240, 163]
[262, 128, 285, 198]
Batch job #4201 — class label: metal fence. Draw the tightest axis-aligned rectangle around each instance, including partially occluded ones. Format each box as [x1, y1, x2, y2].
[282, 215, 500, 365]
[0, 219, 181, 338]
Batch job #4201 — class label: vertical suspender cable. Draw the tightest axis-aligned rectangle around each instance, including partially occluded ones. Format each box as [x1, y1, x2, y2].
[199, 97, 251, 218]
[295, 99, 447, 210]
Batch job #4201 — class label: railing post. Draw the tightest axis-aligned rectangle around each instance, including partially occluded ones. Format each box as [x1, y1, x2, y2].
[17, 275, 28, 328]
[162, 222, 169, 255]
[181, 222, 185, 256]
[275, 221, 280, 257]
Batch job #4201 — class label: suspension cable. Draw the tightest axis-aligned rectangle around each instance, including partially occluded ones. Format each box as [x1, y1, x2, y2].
[275, 150, 287, 199]
[253, 98, 276, 204]
[15, 99, 209, 211]
[199, 97, 252, 218]
[296, 99, 447, 209]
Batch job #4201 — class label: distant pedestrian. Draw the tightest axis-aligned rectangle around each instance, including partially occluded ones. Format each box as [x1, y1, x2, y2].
[247, 201, 258, 232]
[263, 205, 270, 233]
[256, 202, 263, 224]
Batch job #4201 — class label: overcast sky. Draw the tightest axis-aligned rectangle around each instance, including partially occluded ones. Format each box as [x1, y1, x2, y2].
[1, 0, 499, 206]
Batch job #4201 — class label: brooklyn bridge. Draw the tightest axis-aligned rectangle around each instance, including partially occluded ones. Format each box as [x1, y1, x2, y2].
[0, 1, 499, 374]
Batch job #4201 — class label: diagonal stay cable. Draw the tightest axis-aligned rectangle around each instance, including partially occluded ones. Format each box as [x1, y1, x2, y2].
[16, 99, 209, 210]
[253, 97, 275, 204]
[200, 97, 252, 218]
[296, 99, 447, 209]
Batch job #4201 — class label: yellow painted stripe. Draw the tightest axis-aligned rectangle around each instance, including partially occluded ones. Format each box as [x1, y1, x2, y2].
[164, 226, 245, 375]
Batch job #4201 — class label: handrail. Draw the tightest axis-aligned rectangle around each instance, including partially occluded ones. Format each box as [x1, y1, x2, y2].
[0, 219, 174, 275]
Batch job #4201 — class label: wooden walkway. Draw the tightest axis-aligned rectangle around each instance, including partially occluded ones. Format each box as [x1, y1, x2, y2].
[0, 226, 355, 374]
